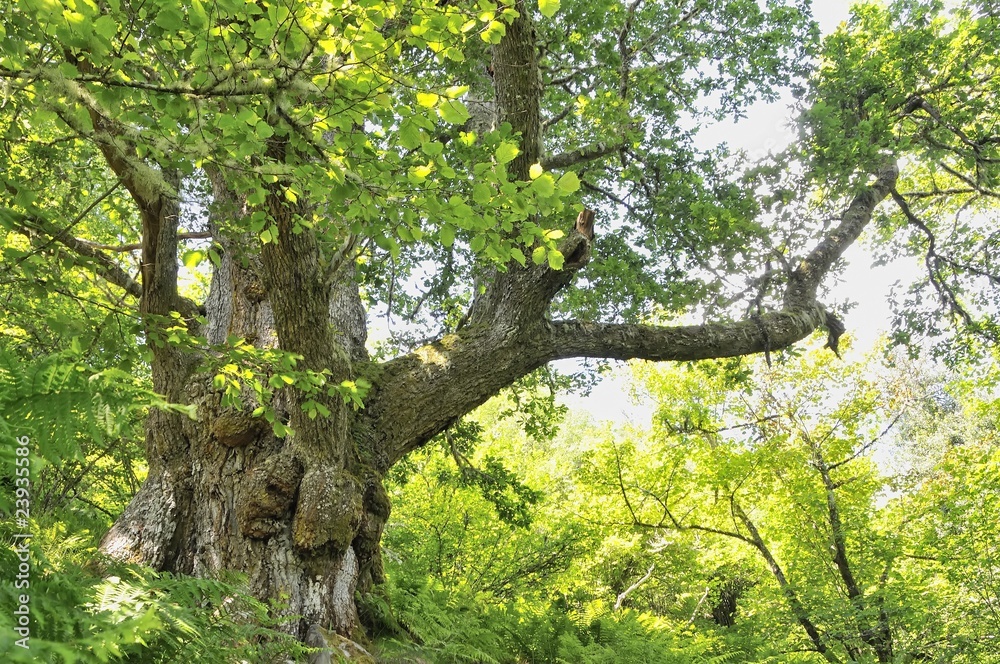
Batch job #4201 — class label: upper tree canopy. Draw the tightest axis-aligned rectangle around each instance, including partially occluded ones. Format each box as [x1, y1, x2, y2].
[1, 0, 998, 406]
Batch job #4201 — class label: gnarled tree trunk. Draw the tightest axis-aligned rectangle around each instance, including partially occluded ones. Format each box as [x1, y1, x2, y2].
[101, 179, 389, 640]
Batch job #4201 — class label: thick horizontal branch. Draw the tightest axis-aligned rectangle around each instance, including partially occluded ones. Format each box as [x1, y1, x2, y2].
[0, 64, 318, 100]
[367, 306, 821, 468]
[557, 164, 898, 365]
[548, 307, 825, 363]
[2, 209, 142, 299]
[368, 305, 821, 469]
[541, 141, 622, 170]
[370, 164, 898, 469]
[77, 231, 212, 253]
[364, 324, 551, 468]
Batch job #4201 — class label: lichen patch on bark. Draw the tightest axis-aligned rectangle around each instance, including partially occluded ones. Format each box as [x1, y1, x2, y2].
[238, 451, 303, 539]
[211, 410, 262, 448]
[292, 467, 363, 553]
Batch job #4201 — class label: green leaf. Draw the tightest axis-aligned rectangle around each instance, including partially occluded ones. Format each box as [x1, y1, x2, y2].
[496, 142, 520, 165]
[409, 164, 432, 183]
[557, 171, 580, 194]
[481, 20, 506, 44]
[438, 100, 471, 125]
[399, 120, 422, 150]
[252, 18, 274, 40]
[155, 7, 185, 30]
[473, 183, 492, 205]
[440, 224, 456, 247]
[182, 250, 206, 269]
[247, 188, 267, 206]
[416, 92, 439, 107]
[189, 0, 208, 28]
[539, 0, 561, 18]
[59, 62, 79, 78]
[93, 15, 118, 41]
[531, 174, 555, 198]
[547, 249, 564, 270]
[531, 246, 547, 264]
[422, 141, 444, 157]
[255, 121, 274, 139]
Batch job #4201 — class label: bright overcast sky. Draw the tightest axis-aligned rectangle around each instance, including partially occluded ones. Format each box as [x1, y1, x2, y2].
[699, 1, 854, 157]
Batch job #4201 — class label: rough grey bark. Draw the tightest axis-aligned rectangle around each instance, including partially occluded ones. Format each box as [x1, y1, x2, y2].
[89, 120, 383, 641]
[102, 172, 388, 640]
[492, 0, 543, 180]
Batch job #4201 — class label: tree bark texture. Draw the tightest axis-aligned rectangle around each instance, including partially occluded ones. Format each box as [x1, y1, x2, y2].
[101, 177, 388, 641]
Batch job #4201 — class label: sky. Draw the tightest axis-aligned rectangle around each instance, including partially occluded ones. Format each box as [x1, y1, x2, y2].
[565, 0, 925, 425]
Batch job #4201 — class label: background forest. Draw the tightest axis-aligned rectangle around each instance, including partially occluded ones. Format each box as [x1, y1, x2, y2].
[2, 0, 1000, 662]
[3, 321, 1000, 663]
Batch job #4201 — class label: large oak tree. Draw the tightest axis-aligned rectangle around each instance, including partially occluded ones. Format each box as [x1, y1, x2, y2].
[1, 0, 997, 648]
